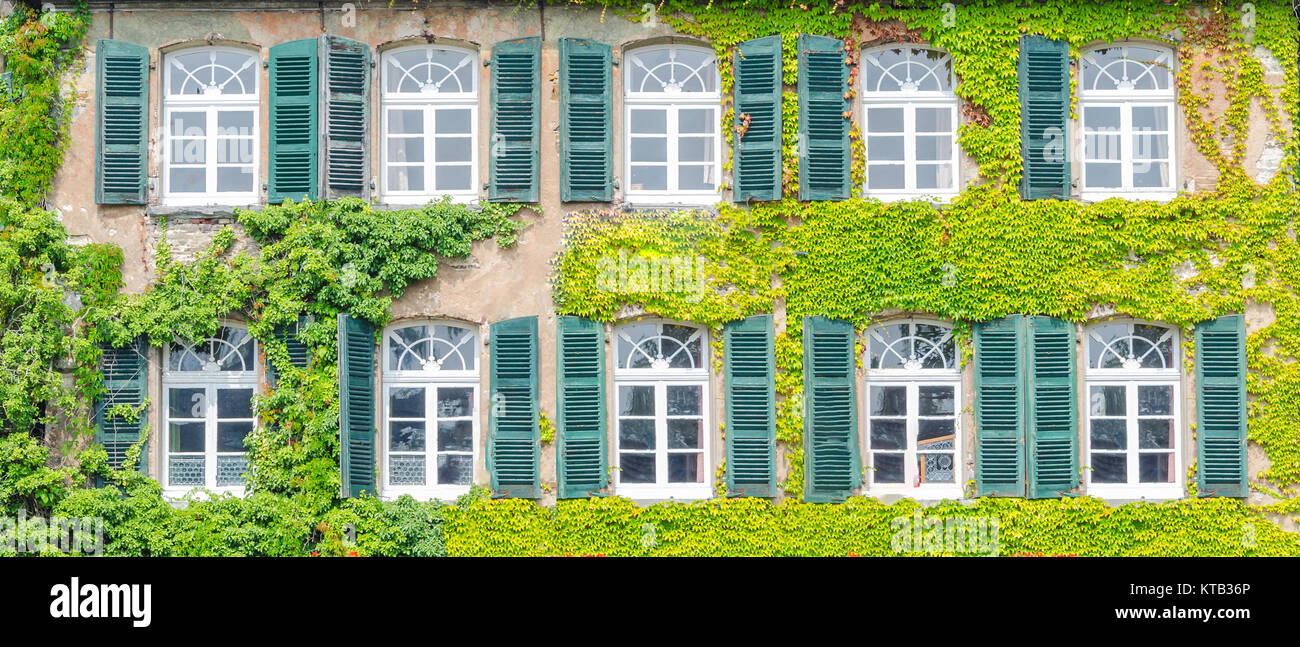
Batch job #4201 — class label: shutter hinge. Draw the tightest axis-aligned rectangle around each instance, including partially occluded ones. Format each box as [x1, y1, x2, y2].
[612, 56, 620, 67]
[262, 61, 269, 69]
[369, 178, 376, 190]
[612, 178, 620, 190]
[483, 58, 491, 67]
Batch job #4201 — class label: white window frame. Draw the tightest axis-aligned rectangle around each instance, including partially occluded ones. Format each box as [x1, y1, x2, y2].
[622, 44, 722, 207]
[381, 321, 480, 501]
[613, 321, 712, 500]
[161, 323, 258, 498]
[1084, 321, 1182, 500]
[860, 46, 961, 203]
[161, 46, 261, 207]
[863, 319, 962, 499]
[380, 44, 479, 205]
[1078, 44, 1178, 202]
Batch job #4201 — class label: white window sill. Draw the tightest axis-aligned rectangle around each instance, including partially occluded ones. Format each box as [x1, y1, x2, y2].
[623, 195, 719, 210]
[1085, 485, 1184, 501]
[160, 196, 260, 208]
[615, 484, 713, 502]
[1080, 192, 1177, 203]
[377, 195, 480, 208]
[863, 192, 959, 205]
[381, 486, 472, 503]
[869, 485, 964, 500]
[163, 487, 247, 502]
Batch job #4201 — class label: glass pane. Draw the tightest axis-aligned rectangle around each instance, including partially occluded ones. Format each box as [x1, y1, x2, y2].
[870, 386, 906, 416]
[436, 387, 473, 419]
[168, 455, 204, 486]
[1138, 418, 1173, 449]
[216, 455, 248, 487]
[387, 166, 424, 192]
[915, 135, 951, 161]
[915, 107, 951, 133]
[1085, 134, 1121, 161]
[217, 110, 253, 131]
[918, 419, 955, 448]
[679, 137, 714, 163]
[630, 165, 668, 192]
[434, 109, 471, 134]
[217, 327, 255, 370]
[873, 453, 904, 483]
[1090, 419, 1127, 450]
[170, 111, 206, 136]
[216, 134, 254, 165]
[679, 108, 714, 134]
[869, 419, 906, 450]
[916, 164, 952, 190]
[388, 137, 425, 163]
[678, 166, 715, 191]
[216, 388, 253, 419]
[1138, 385, 1172, 416]
[435, 137, 473, 163]
[1132, 161, 1169, 189]
[867, 165, 905, 190]
[1083, 105, 1121, 130]
[668, 419, 701, 449]
[390, 455, 425, 486]
[1139, 453, 1174, 483]
[170, 167, 206, 193]
[867, 136, 904, 161]
[666, 385, 701, 415]
[390, 421, 426, 452]
[1089, 386, 1126, 416]
[918, 452, 955, 483]
[169, 388, 206, 419]
[434, 166, 471, 191]
[169, 421, 205, 453]
[619, 419, 656, 450]
[668, 453, 702, 483]
[630, 137, 667, 163]
[630, 109, 668, 134]
[216, 166, 254, 193]
[866, 107, 904, 133]
[1132, 106, 1169, 131]
[437, 454, 473, 485]
[388, 110, 424, 134]
[1133, 133, 1168, 160]
[619, 385, 654, 416]
[665, 324, 703, 368]
[1091, 453, 1126, 483]
[437, 420, 473, 453]
[217, 421, 253, 452]
[620, 453, 656, 483]
[389, 387, 425, 419]
[171, 139, 206, 166]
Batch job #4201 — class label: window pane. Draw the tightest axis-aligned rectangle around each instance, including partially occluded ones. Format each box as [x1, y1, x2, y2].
[388, 137, 425, 163]
[915, 135, 951, 161]
[437, 387, 473, 418]
[437, 454, 473, 485]
[679, 136, 714, 163]
[390, 421, 426, 452]
[388, 166, 424, 192]
[1132, 106, 1169, 131]
[630, 109, 668, 134]
[916, 164, 952, 190]
[668, 453, 701, 483]
[434, 165, 471, 191]
[678, 166, 715, 191]
[1139, 453, 1174, 483]
[1133, 133, 1168, 160]
[619, 419, 656, 450]
[434, 109, 471, 134]
[916, 107, 951, 133]
[390, 387, 425, 418]
[1090, 419, 1127, 450]
[171, 139, 206, 166]
[216, 388, 253, 419]
[666, 385, 701, 415]
[869, 419, 906, 450]
[1132, 161, 1169, 189]
[435, 137, 473, 163]
[1138, 385, 1172, 416]
[1083, 105, 1121, 130]
[668, 419, 701, 449]
[169, 388, 206, 419]
[388, 110, 424, 134]
[168, 455, 205, 486]
[620, 453, 656, 483]
[918, 419, 955, 446]
[437, 420, 473, 453]
[170, 111, 206, 136]
[630, 165, 668, 192]
[1086, 162, 1123, 189]
[867, 165, 905, 190]
[216, 110, 254, 130]
[169, 421, 205, 452]
[918, 452, 955, 482]
[1091, 453, 1126, 483]
[870, 386, 906, 416]
[619, 385, 654, 416]
[217, 421, 252, 452]
[679, 108, 714, 134]
[390, 455, 425, 485]
[170, 167, 205, 194]
[1085, 134, 1121, 161]
[866, 107, 903, 133]
[216, 166, 254, 193]
[216, 137, 254, 165]
[1138, 418, 1173, 449]
[867, 136, 904, 161]
[873, 453, 904, 483]
[630, 137, 667, 163]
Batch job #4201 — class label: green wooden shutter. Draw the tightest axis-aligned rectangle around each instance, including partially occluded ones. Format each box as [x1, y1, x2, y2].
[797, 34, 850, 201]
[802, 316, 858, 502]
[556, 316, 606, 498]
[489, 316, 540, 498]
[268, 315, 312, 387]
[1026, 316, 1078, 498]
[1195, 314, 1248, 497]
[559, 38, 612, 202]
[1018, 35, 1070, 200]
[269, 39, 319, 203]
[725, 314, 777, 497]
[95, 40, 149, 205]
[320, 35, 370, 201]
[93, 337, 148, 475]
[733, 35, 783, 202]
[974, 316, 1026, 496]
[338, 313, 375, 498]
[490, 36, 541, 202]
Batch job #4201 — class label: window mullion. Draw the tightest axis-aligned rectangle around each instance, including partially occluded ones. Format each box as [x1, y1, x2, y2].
[206, 385, 216, 491]
[904, 104, 916, 192]
[906, 382, 918, 487]
[668, 105, 679, 194]
[1127, 383, 1139, 486]
[425, 106, 437, 193]
[657, 382, 668, 486]
[206, 108, 217, 195]
[426, 385, 436, 487]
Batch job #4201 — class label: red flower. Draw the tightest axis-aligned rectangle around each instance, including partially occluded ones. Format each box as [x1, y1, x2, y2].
[346, 550, 359, 557]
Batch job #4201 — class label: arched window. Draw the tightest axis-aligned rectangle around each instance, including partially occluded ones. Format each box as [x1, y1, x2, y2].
[623, 44, 721, 204]
[162, 324, 257, 493]
[861, 47, 959, 200]
[382, 322, 479, 499]
[1085, 321, 1181, 497]
[864, 320, 960, 495]
[613, 321, 710, 498]
[381, 45, 478, 203]
[162, 47, 260, 205]
[1079, 44, 1176, 200]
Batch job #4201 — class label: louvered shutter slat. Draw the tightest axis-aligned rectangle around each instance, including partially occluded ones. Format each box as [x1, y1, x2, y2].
[557, 316, 606, 498]
[802, 316, 858, 502]
[320, 36, 371, 200]
[269, 39, 319, 203]
[975, 316, 1026, 496]
[1018, 36, 1070, 200]
[1027, 316, 1078, 498]
[559, 38, 612, 202]
[733, 35, 782, 202]
[725, 315, 777, 497]
[95, 40, 149, 205]
[1196, 315, 1247, 497]
[490, 316, 540, 498]
[797, 35, 850, 202]
[338, 314, 375, 498]
[490, 37, 541, 202]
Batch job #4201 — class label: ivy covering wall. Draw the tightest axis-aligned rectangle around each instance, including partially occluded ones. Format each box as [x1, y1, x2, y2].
[1, 0, 1299, 556]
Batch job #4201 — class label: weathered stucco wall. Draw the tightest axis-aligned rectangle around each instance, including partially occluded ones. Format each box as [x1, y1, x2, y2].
[43, 0, 1295, 505]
